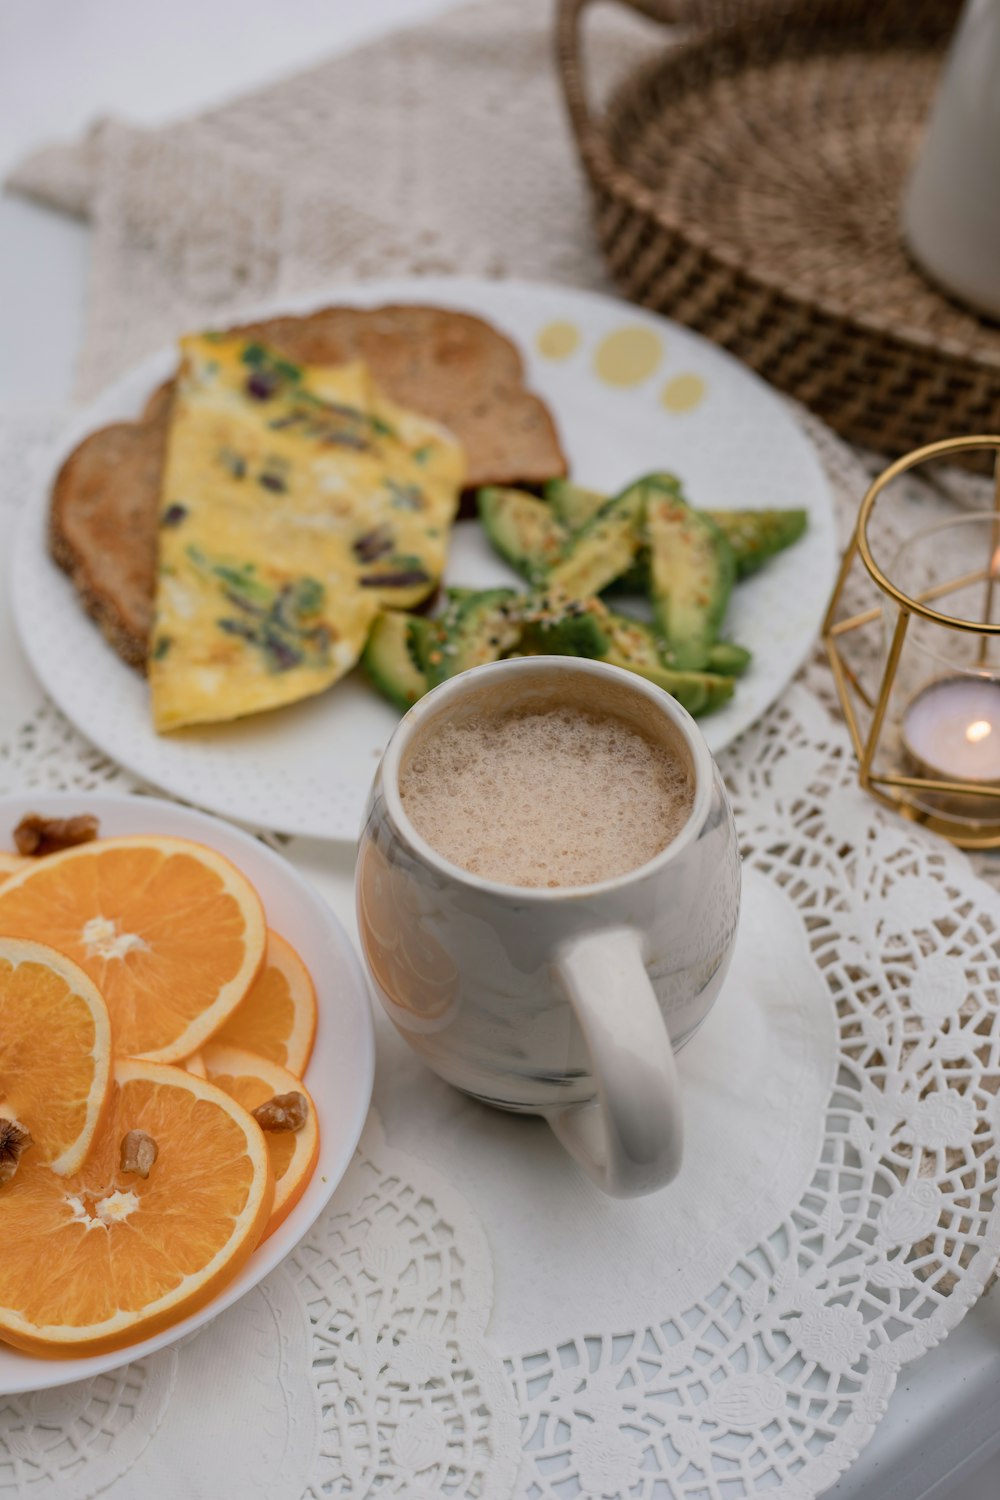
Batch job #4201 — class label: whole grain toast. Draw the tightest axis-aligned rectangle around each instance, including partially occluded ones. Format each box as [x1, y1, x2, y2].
[50, 304, 567, 670]
[49, 383, 173, 669]
[236, 305, 565, 491]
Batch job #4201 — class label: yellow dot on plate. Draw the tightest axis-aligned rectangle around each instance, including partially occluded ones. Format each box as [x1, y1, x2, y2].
[594, 326, 663, 387]
[537, 321, 580, 360]
[660, 373, 706, 413]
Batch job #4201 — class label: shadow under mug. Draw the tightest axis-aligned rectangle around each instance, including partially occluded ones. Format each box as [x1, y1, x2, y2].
[355, 656, 741, 1197]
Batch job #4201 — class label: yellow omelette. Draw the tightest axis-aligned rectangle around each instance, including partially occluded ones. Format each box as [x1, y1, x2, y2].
[149, 334, 464, 731]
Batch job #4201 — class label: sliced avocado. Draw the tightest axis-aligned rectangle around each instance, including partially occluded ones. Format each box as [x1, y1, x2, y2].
[610, 475, 682, 594]
[545, 473, 682, 533]
[418, 588, 523, 687]
[634, 663, 735, 717]
[533, 599, 735, 716]
[634, 472, 685, 501]
[706, 508, 808, 578]
[647, 492, 736, 671]
[520, 598, 610, 658]
[705, 641, 752, 677]
[362, 611, 428, 711]
[407, 586, 487, 676]
[546, 475, 687, 595]
[607, 561, 650, 596]
[546, 478, 658, 599]
[476, 487, 567, 584]
[546, 478, 806, 580]
[407, 613, 442, 677]
[600, 606, 666, 670]
[544, 478, 607, 532]
[600, 606, 733, 711]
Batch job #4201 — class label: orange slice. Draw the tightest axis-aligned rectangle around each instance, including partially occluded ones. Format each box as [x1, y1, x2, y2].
[183, 1051, 207, 1078]
[0, 836, 266, 1063]
[209, 930, 317, 1076]
[201, 1043, 318, 1240]
[0, 1058, 273, 1356]
[0, 853, 26, 887]
[0, 938, 112, 1175]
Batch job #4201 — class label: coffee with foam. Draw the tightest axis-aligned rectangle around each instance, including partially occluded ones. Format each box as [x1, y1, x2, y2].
[399, 704, 694, 889]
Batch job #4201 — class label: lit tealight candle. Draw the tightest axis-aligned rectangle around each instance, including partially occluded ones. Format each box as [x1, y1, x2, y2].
[902, 676, 1000, 783]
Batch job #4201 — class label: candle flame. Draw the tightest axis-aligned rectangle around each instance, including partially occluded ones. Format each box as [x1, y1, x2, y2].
[966, 719, 993, 743]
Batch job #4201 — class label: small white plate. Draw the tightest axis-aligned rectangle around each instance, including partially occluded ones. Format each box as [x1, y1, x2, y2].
[13, 276, 837, 839]
[0, 792, 374, 1395]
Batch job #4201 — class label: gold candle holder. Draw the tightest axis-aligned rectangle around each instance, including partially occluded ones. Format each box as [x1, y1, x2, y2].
[823, 434, 1000, 849]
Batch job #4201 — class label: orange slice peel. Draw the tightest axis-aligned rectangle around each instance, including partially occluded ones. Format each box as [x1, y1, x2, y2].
[0, 853, 26, 887]
[0, 1057, 274, 1356]
[210, 929, 317, 1076]
[201, 1043, 319, 1240]
[0, 836, 266, 1062]
[0, 937, 112, 1177]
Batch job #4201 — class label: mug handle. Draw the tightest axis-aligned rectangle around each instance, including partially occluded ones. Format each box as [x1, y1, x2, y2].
[547, 926, 683, 1197]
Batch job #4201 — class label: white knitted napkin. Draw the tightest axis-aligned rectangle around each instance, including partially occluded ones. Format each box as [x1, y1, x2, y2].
[6, 0, 664, 398]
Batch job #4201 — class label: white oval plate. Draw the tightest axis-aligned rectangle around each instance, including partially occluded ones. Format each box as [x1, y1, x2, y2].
[0, 792, 374, 1395]
[13, 277, 836, 839]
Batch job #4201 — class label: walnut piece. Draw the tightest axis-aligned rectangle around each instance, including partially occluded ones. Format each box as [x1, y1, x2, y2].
[14, 813, 100, 857]
[252, 1091, 309, 1133]
[120, 1129, 158, 1178]
[0, 1119, 33, 1184]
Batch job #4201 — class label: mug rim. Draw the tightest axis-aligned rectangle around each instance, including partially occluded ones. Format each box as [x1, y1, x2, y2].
[376, 656, 717, 902]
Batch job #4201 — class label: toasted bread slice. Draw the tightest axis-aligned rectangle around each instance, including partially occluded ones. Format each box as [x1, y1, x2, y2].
[51, 305, 566, 671]
[233, 305, 565, 492]
[50, 384, 171, 667]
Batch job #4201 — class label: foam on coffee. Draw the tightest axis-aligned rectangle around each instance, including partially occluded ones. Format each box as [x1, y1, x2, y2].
[399, 705, 694, 888]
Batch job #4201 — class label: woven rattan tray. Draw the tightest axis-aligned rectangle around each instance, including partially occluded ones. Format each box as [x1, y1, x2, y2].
[557, 0, 1000, 456]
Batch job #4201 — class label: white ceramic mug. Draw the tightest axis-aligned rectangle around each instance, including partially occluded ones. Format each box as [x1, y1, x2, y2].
[356, 657, 741, 1197]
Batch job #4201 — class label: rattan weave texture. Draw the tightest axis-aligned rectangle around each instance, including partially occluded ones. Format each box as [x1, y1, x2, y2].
[557, 0, 1000, 457]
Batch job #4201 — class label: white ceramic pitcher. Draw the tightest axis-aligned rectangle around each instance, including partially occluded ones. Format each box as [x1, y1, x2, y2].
[904, 0, 1000, 318]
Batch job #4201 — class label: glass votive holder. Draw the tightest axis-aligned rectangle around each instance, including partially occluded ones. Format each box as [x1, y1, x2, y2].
[823, 436, 1000, 848]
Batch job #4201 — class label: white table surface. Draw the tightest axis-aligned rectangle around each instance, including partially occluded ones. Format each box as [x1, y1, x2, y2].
[2, 4, 999, 1496]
